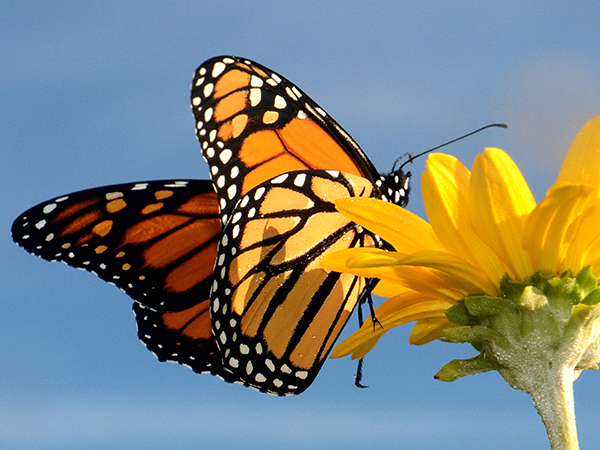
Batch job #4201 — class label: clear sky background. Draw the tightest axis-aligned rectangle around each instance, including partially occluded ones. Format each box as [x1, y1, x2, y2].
[2, 2, 600, 449]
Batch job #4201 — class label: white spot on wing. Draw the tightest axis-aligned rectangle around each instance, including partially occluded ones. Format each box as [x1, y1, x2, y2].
[220, 149, 233, 164]
[295, 370, 308, 379]
[294, 173, 306, 187]
[285, 87, 298, 101]
[250, 75, 263, 87]
[271, 174, 288, 184]
[106, 191, 124, 200]
[255, 373, 266, 383]
[212, 62, 226, 77]
[249, 88, 261, 106]
[254, 187, 265, 200]
[227, 184, 237, 200]
[43, 204, 57, 214]
[273, 95, 286, 109]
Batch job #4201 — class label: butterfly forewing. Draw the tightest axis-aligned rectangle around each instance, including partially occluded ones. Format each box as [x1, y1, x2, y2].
[12, 180, 220, 312]
[191, 56, 382, 225]
[210, 170, 382, 395]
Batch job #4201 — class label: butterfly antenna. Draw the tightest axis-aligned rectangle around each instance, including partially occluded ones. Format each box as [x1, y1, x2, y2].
[395, 123, 508, 171]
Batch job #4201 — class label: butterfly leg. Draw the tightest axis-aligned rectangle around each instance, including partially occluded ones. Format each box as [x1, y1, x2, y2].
[354, 298, 368, 389]
[353, 278, 387, 389]
[365, 278, 383, 331]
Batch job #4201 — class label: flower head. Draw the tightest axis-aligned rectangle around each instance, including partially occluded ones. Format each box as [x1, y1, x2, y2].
[321, 116, 600, 359]
[322, 116, 600, 450]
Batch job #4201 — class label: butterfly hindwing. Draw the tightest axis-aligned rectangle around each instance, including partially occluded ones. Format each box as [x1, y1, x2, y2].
[210, 170, 382, 395]
[12, 180, 220, 312]
[134, 300, 238, 381]
[191, 56, 383, 224]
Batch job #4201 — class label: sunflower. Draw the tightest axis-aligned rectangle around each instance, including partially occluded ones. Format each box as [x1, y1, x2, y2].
[321, 116, 600, 450]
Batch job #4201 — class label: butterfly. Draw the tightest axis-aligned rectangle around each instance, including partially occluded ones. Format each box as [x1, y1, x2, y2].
[12, 56, 410, 395]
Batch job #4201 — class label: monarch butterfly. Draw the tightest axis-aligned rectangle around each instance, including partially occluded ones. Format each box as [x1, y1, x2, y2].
[12, 56, 410, 395]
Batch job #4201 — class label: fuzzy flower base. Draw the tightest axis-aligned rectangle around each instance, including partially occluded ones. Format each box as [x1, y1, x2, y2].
[440, 268, 600, 449]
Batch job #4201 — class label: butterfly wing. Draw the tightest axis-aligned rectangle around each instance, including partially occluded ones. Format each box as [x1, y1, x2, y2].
[210, 170, 382, 395]
[191, 56, 382, 224]
[133, 301, 238, 381]
[12, 180, 220, 312]
[12, 180, 231, 378]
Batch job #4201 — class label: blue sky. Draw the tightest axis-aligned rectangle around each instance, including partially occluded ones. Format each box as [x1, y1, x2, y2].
[2, 2, 600, 449]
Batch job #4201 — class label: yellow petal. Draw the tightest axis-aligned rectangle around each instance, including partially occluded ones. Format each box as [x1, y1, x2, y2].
[422, 153, 508, 283]
[320, 248, 396, 276]
[334, 197, 446, 253]
[562, 198, 600, 273]
[523, 184, 595, 273]
[409, 318, 456, 345]
[556, 115, 600, 190]
[396, 250, 498, 296]
[374, 289, 443, 316]
[341, 335, 383, 361]
[321, 248, 466, 302]
[331, 292, 453, 359]
[372, 279, 413, 297]
[468, 148, 536, 280]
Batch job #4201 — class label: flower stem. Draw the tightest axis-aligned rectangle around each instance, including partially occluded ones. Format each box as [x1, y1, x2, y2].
[528, 366, 579, 450]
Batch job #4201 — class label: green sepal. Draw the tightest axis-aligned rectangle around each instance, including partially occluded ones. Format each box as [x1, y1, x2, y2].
[581, 289, 600, 305]
[498, 274, 530, 300]
[544, 277, 579, 305]
[434, 354, 494, 382]
[444, 325, 510, 349]
[444, 302, 477, 325]
[463, 295, 515, 317]
[576, 265, 598, 297]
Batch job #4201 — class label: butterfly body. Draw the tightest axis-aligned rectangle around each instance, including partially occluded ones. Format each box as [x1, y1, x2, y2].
[12, 56, 411, 395]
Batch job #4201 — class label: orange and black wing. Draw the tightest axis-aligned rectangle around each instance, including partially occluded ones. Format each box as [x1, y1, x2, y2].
[12, 180, 220, 312]
[191, 56, 383, 224]
[133, 301, 237, 382]
[210, 170, 382, 395]
[12, 180, 235, 379]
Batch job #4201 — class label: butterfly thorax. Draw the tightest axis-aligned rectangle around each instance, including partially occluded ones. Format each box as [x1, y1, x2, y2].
[376, 169, 411, 207]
